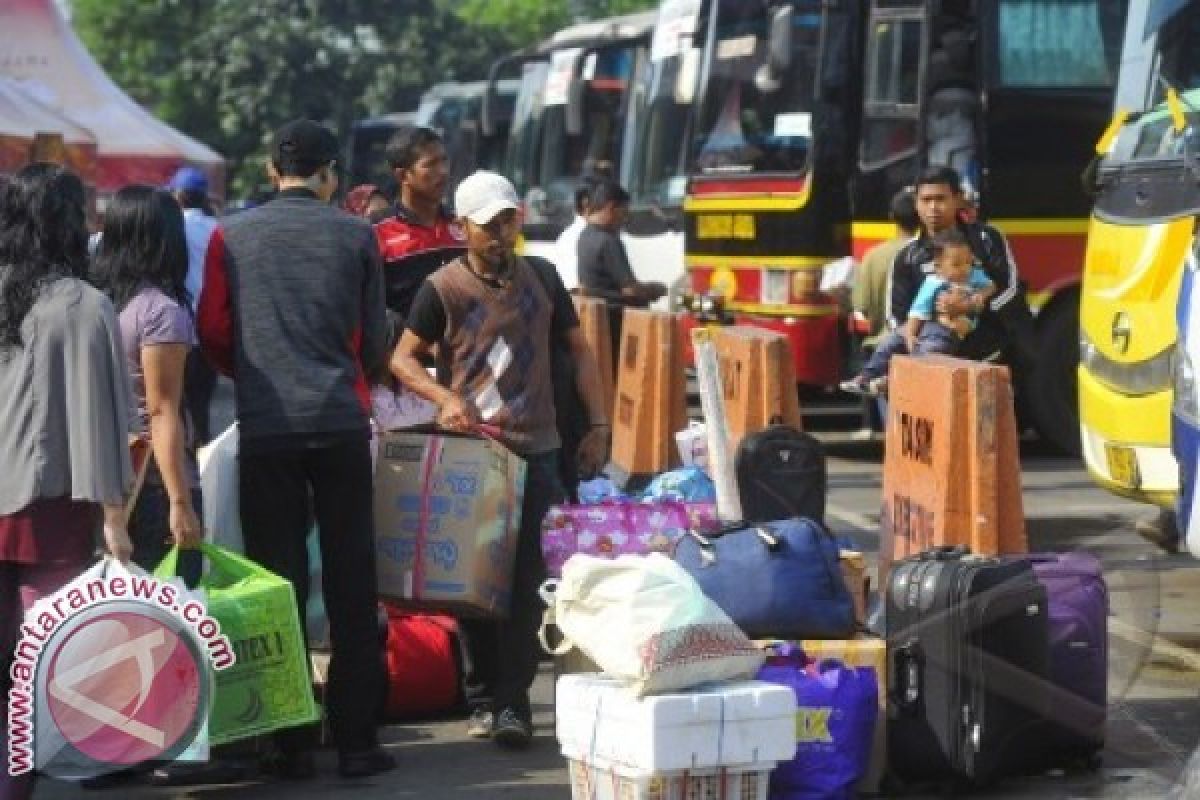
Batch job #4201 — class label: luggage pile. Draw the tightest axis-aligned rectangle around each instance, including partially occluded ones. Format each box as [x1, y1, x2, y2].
[544, 317, 1111, 799]
[539, 319, 881, 799]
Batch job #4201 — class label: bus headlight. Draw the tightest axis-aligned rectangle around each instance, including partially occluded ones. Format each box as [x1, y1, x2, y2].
[1175, 342, 1198, 423]
[1079, 330, 1175, 395]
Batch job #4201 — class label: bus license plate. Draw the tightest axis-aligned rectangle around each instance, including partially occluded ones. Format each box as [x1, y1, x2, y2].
[761, 270, 790, 305]
[1105, 444, 1140, 488]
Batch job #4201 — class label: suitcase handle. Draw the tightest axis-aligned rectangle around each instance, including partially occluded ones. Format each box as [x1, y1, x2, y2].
[918, 545, 971, 562]
[890, 641, 923, 714]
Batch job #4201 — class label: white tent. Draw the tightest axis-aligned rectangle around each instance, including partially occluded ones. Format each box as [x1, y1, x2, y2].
[0, 76, 98, 175]
[0, 0, 224, 195]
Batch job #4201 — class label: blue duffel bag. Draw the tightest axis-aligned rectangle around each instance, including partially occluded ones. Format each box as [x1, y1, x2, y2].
[673, 518, 857, 640]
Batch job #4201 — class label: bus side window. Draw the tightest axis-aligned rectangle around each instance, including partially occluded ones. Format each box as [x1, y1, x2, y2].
[860, 15, 923, 170]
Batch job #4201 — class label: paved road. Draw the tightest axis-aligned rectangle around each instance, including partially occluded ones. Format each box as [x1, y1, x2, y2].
[34, 425, 1200, 798]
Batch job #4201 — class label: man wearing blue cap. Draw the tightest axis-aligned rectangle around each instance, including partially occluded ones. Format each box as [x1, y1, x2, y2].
[168, 166, 219, 444]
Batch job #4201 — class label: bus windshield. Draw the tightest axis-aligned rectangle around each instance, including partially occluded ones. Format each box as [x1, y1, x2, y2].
[691, 0, 822, 176]
[506, 47, 639, 226]
[1105, 4, 1200, 168]
[623, 47, 698, 208]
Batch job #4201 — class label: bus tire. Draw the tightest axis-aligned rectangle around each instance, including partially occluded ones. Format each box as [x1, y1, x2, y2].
[1028, 294, 1083, 456]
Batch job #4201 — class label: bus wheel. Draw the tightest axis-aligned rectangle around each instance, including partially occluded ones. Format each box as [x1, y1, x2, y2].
[1028, 296, 1082, 456]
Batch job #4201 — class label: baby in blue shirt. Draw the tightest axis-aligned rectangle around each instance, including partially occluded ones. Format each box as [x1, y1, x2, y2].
[841, 228, 995, 396]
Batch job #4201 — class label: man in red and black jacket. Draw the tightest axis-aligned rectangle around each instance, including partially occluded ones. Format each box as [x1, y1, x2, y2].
[197, 119, 394, 782]
[373, 126, 466, 322]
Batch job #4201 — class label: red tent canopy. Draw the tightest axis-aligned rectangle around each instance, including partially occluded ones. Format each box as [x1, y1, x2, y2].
[0, 77, 97, 178]
[0, 0, 225, 198]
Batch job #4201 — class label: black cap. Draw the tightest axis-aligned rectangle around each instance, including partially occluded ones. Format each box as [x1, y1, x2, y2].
[271, 119, 339, 177]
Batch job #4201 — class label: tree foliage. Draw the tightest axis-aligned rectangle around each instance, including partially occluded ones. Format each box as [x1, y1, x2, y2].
[69, 0, 657, 196]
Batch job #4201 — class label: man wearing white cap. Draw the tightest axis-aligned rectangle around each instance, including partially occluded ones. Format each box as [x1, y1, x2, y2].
[391, 170, 610, 748]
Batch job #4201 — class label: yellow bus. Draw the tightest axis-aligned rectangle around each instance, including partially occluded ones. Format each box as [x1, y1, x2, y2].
[1079, 0, 1200, 505]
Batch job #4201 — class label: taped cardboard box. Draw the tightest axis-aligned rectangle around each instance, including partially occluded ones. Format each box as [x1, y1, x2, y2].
[610, 309, 688, 486]
[839, 550, 868, 628]
[374, 431, 527, 618]
[879, 355, 1027, 575]
[572, 295, 616, 418]
[710, 326, 803, 451]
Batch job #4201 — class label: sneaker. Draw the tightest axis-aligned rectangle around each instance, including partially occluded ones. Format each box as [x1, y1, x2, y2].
[338, 746, 397, 780]
[867, 377, 888, 396]
[149, 759, 255, 787]
[492, 708, 532, 750]
[466, 705, 494, 739]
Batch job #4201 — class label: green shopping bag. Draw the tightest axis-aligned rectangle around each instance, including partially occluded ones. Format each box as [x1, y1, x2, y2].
[156, 543, 319, 745]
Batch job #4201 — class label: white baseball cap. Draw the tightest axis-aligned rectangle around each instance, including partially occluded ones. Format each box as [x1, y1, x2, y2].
[454, 170, 520, 225]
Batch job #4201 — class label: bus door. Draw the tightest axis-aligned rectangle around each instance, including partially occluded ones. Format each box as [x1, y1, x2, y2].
[856, 1, 930, 222]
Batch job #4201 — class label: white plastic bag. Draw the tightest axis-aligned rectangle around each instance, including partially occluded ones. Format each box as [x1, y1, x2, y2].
[198, 423, 242, 553]
[538, 553, 764, 696]
[674, 422, 709, 469]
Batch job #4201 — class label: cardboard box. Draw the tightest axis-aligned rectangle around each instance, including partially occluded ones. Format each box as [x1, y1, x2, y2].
[879, 355, 1027, 575]
[610, 309, 688, 486]
[573, 295, 616, 419]
[839, 550, 868, 628]
[711, 326, 803, 450]
[374, 431, 527, 617]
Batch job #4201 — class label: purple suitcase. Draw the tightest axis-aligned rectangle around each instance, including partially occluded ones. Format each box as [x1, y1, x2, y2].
[1020, 553, 1108, 762]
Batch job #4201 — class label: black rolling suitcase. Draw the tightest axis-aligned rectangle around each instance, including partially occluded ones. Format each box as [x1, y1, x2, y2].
[886, 547, 1050, 786]
[735, 423, 826, 523]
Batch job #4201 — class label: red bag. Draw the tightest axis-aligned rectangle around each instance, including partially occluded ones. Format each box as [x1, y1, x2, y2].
[381, 602, 463, 720]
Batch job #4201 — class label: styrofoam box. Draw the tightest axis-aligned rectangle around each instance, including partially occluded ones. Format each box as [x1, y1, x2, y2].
[567, 758, 771, 800]
[556, 675, 797, 773]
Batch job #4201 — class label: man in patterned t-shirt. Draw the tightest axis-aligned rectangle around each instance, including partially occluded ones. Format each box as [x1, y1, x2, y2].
[390, 171, 611, 749]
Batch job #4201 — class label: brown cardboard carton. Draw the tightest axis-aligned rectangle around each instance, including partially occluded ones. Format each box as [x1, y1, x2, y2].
[839, 550, 868, 627]
[374, 431, 527, 618]
[610, 309, 688, 484]
[711, 326, 803, 450]
[572, 295, 616, 418]
[879, 355, 1026, 575]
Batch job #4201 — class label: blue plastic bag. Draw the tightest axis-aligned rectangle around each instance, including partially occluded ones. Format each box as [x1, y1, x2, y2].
[578, 477, 625, 504]
[639, 467, 716, 503]
[758, 645, 878, 800]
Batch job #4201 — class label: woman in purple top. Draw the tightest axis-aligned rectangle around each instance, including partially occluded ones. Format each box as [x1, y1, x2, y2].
[93, 186, 204, 575]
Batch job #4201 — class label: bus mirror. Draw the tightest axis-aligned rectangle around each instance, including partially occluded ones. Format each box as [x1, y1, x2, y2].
[566, 79, 586, 136]
[768, 6, 793, 73]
